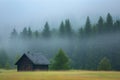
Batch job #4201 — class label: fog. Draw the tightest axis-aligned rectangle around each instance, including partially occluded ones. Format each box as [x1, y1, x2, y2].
[0, 0, 120, 35]
[1, 30, 120, 69]
[0, 0, 120, 70]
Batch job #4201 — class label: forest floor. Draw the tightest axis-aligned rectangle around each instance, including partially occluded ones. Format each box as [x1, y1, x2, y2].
[0, 69, 120, 80]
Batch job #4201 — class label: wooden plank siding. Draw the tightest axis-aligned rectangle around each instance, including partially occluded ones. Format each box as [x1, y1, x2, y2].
[15, 53, 49, 71]
[17, 54, 33, 71]
[33, 65, 49, 71]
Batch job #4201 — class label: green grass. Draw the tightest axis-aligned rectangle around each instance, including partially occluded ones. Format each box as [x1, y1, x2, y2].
[0, 69, 120, 80]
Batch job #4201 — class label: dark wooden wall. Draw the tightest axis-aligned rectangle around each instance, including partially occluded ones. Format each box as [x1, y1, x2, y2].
[16, 54, 49, 71]
[17, 55, 33, 71]
[33, 65, 48, 71]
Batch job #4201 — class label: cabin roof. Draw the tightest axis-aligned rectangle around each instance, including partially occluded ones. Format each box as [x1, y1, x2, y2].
[25, 53, 50, 65]
[15, 53, 50, 65]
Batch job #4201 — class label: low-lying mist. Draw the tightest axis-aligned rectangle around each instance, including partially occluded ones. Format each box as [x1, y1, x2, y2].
[0, 13, 120, 70]
[0, 32, 120, 70]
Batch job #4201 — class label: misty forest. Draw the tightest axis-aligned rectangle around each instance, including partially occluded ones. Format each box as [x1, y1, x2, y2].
[0, 13, 120, 71]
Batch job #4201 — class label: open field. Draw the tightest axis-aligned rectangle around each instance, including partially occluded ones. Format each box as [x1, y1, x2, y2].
[0, 70, 120, 80]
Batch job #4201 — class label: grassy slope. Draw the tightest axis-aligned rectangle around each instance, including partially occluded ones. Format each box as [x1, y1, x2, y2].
[0, 70, 120, 80]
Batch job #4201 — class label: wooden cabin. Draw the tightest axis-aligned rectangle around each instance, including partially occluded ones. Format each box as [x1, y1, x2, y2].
[15, 53, 50, 71]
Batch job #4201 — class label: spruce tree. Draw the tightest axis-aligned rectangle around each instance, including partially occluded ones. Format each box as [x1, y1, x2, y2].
[11, 28, 18, 39]
[59, 21, 65, 37]
[92, 25, 97, 35]
[21, 27, 28, 39]
[79, 27, 84, 38]
[34, 30, 39, 38]
[65, 19, 72, 37]
[98, 57, 112, 71]
[106, 13, 113, 32]
[42, 22, 51, 38]
[0, 49, 9, 69]
[50, 49, 70, 70]
[5, 62, 10, 69]
[114, 20, 120, 31]
[28, 27, 32, 39]
[97, 16, 104, 33]
[84, 16, 92, 36]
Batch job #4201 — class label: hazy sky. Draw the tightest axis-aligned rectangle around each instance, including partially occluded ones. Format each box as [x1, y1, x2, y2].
[0, 0, 120, 33]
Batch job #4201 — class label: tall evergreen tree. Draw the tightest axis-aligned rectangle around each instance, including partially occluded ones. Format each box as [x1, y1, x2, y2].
[34, 30, 39, 38]
[65, 19, 72, 37]
[97, 57, 112, 71]
[51, 28, 58, 37]
[5, 62, 10, 69]
[79, 27, 84, 38]
[106, 13, 113, 32]
[97, 16, 104, 33]
[21, 27, 28, 39]
[114, 20, 120, 31]
[42, 22, 51, 38]
[84, 16, 92, 36]
[11, 28, 18, 39]
[59, 21, 65, 37]
[28, 27, 32, 39]
[50, 49, 70, 70]
[0, 49, 9, 69]
[92, 25, 97, 35]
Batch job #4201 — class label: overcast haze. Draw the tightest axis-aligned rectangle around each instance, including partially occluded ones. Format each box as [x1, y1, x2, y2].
[0, 0, 120, 34]
[0, 0, 120, 70]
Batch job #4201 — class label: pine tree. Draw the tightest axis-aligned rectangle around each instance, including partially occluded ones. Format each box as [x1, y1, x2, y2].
[79, 27, 84, 38]
[59, 21, 65, 37]
[42, 22, 51, 38]
[51, 28, 58, 37]
[65, 19, 72, 37]
[92, 25, 97, 35]
[21, 27, 28, 39]
[114, 20, 120, 31]
[50, 49, 70, 70]
[106, 13, 113, 32]
[0, 49, 9, 69]
[11, 28, 18, 39]
[97, 16, 104, 33]
[97, 57, 112, 71]
[28, 27, 32, 39]
[84, 16, 92, 36]
[5, 62, 10, 69]
[34, 30, 39, 38]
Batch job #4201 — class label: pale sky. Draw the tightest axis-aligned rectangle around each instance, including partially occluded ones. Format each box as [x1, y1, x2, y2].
[0, 0, 120, 33]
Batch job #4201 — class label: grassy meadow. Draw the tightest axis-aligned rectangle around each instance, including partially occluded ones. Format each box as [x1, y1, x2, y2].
[0, 69, 120, 80]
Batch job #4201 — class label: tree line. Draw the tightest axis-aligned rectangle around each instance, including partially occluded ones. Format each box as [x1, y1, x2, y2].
[50, 49, 112, 71]
[0, 13, 120, 70]
[0, 48, 112, 71]
[11, 13, 120, 39]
